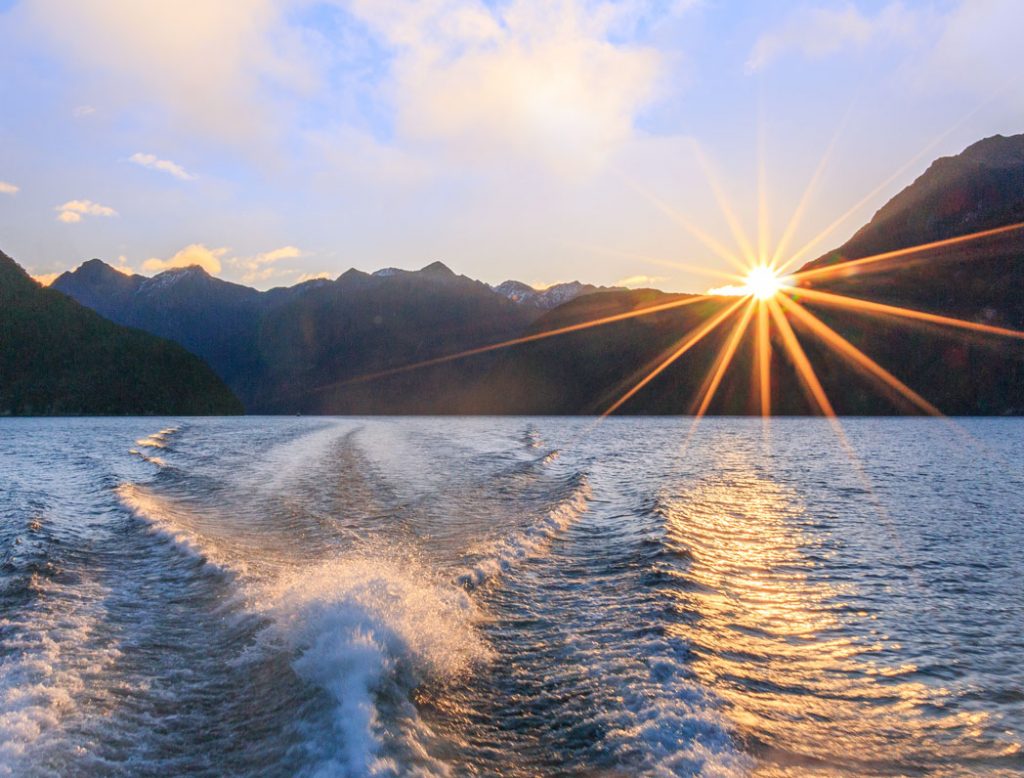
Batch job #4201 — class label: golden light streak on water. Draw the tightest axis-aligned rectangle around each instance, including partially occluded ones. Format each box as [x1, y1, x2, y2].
[656, 459, 1001, 774]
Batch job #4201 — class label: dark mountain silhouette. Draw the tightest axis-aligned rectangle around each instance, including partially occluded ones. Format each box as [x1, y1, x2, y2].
[54, 260, 535, 411]
[787, 133, 1024, 414]
[0, 251, 242, 415]
[805, 134, 1024, 268]
[49, 133, 1024, 415]
[52, 261, 331, 403]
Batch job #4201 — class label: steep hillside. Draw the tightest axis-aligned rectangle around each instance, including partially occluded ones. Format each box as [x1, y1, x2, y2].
[1, 250, 242, 415]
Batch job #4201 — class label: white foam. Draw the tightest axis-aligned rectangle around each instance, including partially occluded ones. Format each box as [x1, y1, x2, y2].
[255, 555, 491, 777]
[455, 478, 591, 589]
[0, 575, 120, 775]
[116, 483, 238, 577]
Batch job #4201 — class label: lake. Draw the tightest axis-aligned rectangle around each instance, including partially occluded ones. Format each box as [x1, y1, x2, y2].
[1, 417, 1022, 776]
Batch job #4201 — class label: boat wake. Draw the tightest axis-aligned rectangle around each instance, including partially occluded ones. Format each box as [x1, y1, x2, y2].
[455, 474, 591, 590]
[256, 555, 491, 777]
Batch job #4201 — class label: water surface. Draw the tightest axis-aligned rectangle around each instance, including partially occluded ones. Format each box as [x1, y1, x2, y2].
[1, 417, 1022, 776]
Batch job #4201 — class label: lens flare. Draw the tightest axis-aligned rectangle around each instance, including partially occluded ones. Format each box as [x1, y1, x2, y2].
[289, 135, 1024, 423]
[743, 266, 784, 300]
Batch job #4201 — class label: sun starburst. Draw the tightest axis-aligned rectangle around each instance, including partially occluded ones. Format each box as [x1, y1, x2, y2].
[293, 135, 1024, 424]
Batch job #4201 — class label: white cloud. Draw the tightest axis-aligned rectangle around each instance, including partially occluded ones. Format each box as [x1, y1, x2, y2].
[140, 243, 304, 280]
[231, 245, 305, 283]
[705, 283, 746, 296]
[0, 181, 18, 195]
[746, 2, 918, 73]
[295, 271, 332, 283]
[55, 199, 118, 223]
[73, 104, 96, 117]
[347, 0, 664, 174]
[142, 243, 228, 273]
[24, 0, 316, 143]
[112, 255, 135, 275]
[129, 152, 195, 180]
[615, 274, 666, 288]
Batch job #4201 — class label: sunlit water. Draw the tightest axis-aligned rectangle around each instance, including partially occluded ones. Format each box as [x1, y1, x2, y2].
[1, 417, 1022, 777]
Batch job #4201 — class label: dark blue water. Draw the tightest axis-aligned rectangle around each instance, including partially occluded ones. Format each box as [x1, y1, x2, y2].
[1, 417, 1022, 776]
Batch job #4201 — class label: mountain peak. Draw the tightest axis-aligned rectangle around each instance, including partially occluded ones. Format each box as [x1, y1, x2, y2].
[72, 258, 125, 279]
[420, 260, 455, 276]
[163, 264, 210, 277]
[956, 133, 1024, 168]
[493, 278, 619, 309]
[801, 131, 1024, 269]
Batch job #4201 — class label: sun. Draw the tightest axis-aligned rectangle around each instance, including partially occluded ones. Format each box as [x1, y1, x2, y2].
[742, 266, 783, 300]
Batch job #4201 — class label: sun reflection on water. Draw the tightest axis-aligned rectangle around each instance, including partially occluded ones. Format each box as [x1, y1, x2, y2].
[652, 455, 1017, 775]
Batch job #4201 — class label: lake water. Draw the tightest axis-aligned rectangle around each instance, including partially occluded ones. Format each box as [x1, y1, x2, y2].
[1, 417, 1022, 776]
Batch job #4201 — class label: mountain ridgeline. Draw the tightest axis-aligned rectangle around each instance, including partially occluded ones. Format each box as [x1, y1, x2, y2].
[50, 133, 1024, 415]
[0, 251, 242, 415]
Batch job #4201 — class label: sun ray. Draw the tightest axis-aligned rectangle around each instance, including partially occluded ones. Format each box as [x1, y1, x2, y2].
[693, 298, 757, 417]
[691, 140, 758, 266]
[621, 175, 750, 273]
[568, 241, 741, 284]
[299, 293, 719, 401]
[778, 294, 942, 416]
[788, 286, 1024, 341]
[766, 297, 835, 416]
[775, 98, 999, 276]
[756, 300, 772, 417]
[791, 222, 1024, 282]
[601, 297, 749, 416]
[769, 106, 852, 270]
[757, 95, 771, 267]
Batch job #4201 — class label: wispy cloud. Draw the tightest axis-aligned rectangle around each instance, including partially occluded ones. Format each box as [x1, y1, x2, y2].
[73, 104, 96, 118]
[129, 152, 195, 180]
[142, 243, 227, 274]
[295, 271, 332, 283]
[0, 181, 18, 195]
[24, 0, 316, 143]
[55, 199, 118, 223]
[615, 274, 666, 288]
[746, 2, 918, 73]
[705, 283, 746, 296]
[231, 245, 305, 283]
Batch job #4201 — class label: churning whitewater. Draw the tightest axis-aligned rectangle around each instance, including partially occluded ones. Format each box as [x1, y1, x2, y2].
[1, 417, 1022, 776]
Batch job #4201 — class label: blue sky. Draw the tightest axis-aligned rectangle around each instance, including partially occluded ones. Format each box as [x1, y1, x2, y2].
[0, 0, 1020, 291]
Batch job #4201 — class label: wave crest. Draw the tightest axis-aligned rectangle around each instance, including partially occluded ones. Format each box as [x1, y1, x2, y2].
[257, 555, 491, 777]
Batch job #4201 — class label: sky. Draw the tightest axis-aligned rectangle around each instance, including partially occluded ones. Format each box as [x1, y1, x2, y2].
[0, 0, 1021, 292]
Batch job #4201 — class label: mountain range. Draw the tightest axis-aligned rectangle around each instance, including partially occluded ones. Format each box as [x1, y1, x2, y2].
[18, 132, 1024, 415]
[0, 251, 242, 415]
